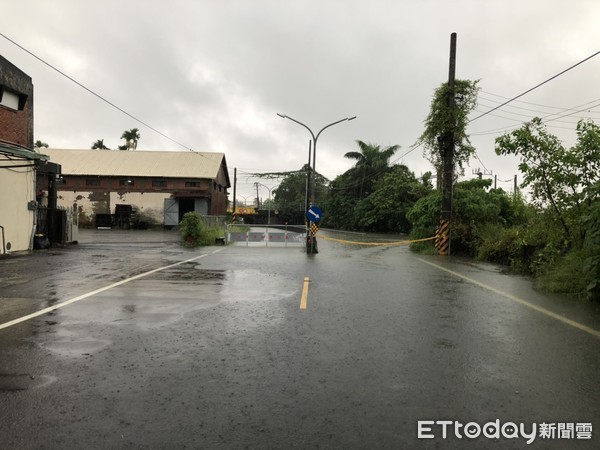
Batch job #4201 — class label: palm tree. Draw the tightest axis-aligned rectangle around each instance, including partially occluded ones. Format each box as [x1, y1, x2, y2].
[344, 141, 400, 197]
[91, 139, 110, 150]
[120, 128, 140, 150]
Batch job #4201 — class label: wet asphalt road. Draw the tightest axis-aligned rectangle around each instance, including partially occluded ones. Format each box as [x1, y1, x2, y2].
[0, 229, 599, 449]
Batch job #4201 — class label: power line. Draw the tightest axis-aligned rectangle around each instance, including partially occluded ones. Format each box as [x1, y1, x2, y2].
[471, 97, 600, 137]
[469, 50, 600, 123]
[0, 31, 202, 155]
[474, 101, 598, 124]
[477, 94, 600, 120]
[480, 89, 599, 111]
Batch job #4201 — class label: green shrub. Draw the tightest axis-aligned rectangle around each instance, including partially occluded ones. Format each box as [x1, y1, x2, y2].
[477, 226, 521, 265]
[583, 200, 600, 300]
[180, 212, 226, 247]
[407, 192, 440, 249]
[198, 227, 223, 246]
[228, 225, 250, 233]
[584, 253, 600, 301]
[537, 249, 589, 296]
[180, 212, 205, 247]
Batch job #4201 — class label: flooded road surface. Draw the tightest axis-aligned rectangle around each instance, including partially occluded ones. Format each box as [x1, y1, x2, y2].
[1, 229, 599, 448]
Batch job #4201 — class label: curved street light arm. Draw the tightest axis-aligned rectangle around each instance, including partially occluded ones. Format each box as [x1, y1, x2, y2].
[314, 116, 356, 142]
[277, 114, 316, 141]
[277, 114, 357, 144]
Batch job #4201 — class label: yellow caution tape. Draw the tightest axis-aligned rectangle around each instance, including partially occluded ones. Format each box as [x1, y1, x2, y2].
[318, 235, 436, 246]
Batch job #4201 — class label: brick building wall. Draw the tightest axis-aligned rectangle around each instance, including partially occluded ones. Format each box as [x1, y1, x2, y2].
[0, 55, 34, 148]
[0, 55, 40, 252]
[38, 174, 229, 225]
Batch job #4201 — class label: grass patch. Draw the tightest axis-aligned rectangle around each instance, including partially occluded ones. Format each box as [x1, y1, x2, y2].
[536, 249, 588, 296]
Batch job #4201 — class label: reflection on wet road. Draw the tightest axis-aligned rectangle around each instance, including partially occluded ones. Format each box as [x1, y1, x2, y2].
[0, 229, 599, 448]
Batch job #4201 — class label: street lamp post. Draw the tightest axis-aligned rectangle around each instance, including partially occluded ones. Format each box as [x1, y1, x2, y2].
[255, 182, 277, 225]
[236, 195, 252, 207]
[277, 113, 356, 254]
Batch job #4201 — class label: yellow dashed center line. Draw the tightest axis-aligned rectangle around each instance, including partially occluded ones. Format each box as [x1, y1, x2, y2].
[300, 277, 310, 310]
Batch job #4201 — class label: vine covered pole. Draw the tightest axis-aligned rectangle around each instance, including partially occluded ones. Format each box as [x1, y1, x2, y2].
[439, 33, 457, 256]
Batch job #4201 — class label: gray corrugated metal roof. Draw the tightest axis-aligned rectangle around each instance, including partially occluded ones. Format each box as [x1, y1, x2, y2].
[43, 148, 225, 179]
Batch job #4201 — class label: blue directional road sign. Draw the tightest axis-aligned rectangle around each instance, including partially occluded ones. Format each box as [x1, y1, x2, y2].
[306, 206, 323, 223]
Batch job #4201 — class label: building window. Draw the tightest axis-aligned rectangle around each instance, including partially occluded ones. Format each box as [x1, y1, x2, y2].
[185, 181, 201, 188]
[0, 87, 21, 111]
[119, 179, 134, 186]
[152, 180, 167, 188]
[85, 178, 101, 186]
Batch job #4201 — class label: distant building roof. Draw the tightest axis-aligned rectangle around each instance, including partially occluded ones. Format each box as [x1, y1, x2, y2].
[44, 148, 228, 182]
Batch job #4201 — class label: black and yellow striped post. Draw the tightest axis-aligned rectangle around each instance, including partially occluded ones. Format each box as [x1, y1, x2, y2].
[306, 222, 319, 254]
[436, 219, 450, 256]
[231, 212, 237, 224]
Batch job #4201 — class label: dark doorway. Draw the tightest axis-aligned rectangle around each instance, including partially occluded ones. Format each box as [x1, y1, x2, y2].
[178, 198, 195, 222]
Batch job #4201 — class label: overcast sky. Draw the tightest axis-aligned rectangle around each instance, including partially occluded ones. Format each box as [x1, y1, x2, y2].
[2, 0, 599, 199]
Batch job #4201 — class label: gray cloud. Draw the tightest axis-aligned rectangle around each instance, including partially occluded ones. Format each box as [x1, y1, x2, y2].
[2, 0, 599, 198]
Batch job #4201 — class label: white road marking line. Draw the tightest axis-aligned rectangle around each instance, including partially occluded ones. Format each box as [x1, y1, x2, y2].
[419, 258, 600, 339]
[0, 249, 224, 331]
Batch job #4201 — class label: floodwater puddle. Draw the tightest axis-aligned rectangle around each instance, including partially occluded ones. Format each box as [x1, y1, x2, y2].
[149, 263, 227, 284]
[0, 373, 57, 391]
[39, 339, 111, 358]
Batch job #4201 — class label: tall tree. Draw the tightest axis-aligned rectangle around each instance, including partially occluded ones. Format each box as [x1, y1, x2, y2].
[273, 164, 328, 224]
[120, 128, 140, 150]
[323, 141, 400, 230]
[353, 165, 432, 232]
[495, 117, 600, 243]
[344, 141, 400, 197]
[91, 139, 110, 150]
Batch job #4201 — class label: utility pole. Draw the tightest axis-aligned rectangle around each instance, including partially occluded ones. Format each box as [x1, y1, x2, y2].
[438, 32, 457, 256]
[232, 168, 237, 222]
[254, 182, 260, 209]
[471, 168, 493, 181]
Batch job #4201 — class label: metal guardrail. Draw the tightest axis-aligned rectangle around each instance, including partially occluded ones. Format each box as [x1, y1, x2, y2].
[227, 224, 306, 247]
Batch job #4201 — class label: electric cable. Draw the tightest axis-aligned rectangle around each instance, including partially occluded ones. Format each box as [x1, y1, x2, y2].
[469, 50, 600, 123]
[0, 31, 211, 158]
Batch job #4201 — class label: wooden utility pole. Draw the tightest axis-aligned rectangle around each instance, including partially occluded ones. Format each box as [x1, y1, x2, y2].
[438, 33, 457, 256]
[232, 168, 237, 211]
[231, 168, 237, 223]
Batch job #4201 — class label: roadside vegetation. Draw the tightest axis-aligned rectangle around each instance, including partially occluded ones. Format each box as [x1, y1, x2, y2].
[179, 212, 224, 247]
[268, 79, 600, 301]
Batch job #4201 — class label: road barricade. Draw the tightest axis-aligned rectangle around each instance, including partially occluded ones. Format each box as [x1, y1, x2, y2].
[226, 225, 305, 247]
